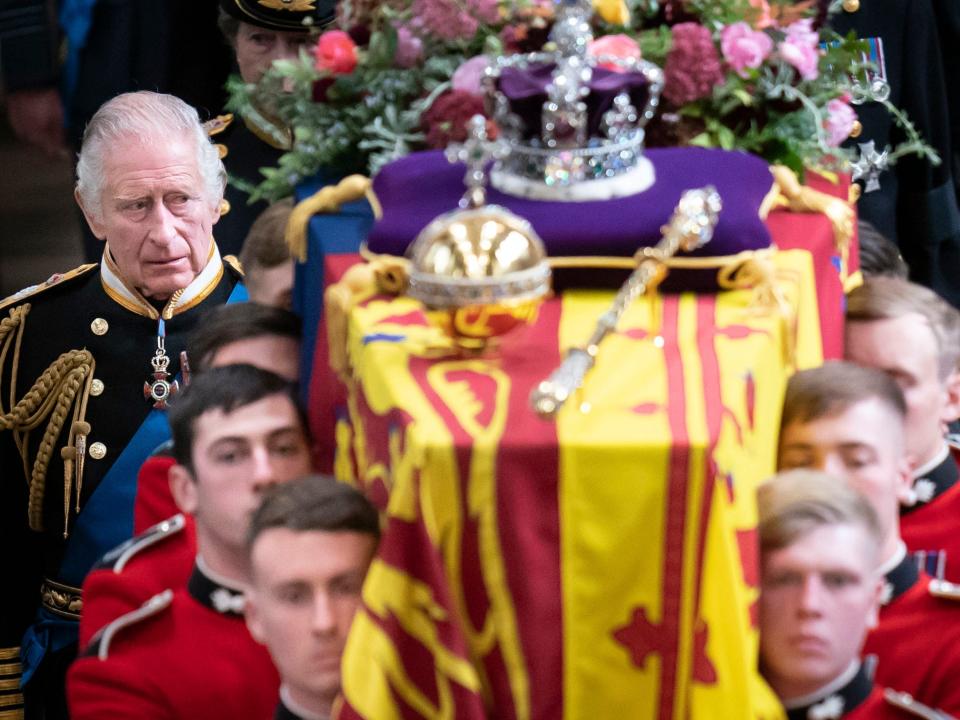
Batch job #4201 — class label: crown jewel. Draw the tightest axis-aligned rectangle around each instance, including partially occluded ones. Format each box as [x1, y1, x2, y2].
[483, 0, 663, 201]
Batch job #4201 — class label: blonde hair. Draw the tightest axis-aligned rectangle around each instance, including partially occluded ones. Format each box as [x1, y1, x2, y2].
[846, 276, 960, 380]
[758, 469, 882, 555]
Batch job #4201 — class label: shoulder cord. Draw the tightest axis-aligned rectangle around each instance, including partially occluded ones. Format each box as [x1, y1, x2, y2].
[0, 304, 95, 536]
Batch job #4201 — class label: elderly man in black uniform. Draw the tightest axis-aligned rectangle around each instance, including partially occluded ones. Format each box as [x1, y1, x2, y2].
[0, 90, 245, 719]
[210, 0, 335, 255]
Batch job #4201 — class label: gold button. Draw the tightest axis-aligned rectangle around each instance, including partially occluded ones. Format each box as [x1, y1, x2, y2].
[90, 379, 104, 396]
[849, 120, 862, 138]
[90, 318, 109, 336]
[89, 442, 107, 460]
[842, 0, 859, 11]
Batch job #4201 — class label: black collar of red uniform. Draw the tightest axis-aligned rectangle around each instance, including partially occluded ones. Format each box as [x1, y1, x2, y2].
[275, 702, 301, 720]
[187, 562, 246, 618]
[903, 447, 959, 514]
[881, 551, 920, 606]
[784, 662, 873, 720]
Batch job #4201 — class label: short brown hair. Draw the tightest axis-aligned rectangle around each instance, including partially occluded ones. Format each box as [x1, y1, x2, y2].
[239, 198, 294, 273]
[781, 361, 905, 431]
[758, 469, 882, 555]
[846, 276, 960, 379]
[246, 475, 380, 555]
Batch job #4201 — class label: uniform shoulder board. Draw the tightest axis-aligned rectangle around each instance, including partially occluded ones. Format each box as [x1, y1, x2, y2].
[0, 264, 97, 311]
[883, 688, 953, 719]
[203, 113, 234, 137]
[929, 577, 960, 602]
[223, 254, 244, 277]
[87, 589, 173, 661]
[93, 514, 187, 573]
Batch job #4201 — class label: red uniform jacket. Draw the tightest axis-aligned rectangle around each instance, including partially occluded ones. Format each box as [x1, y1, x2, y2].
[69, 564, 279, 720]
[901, 443, 960, 583]
[78, 514, 195, 649]
[863, 552, 960, 716]
[782, 663, 943, 719]
[133, 454, 180, 534]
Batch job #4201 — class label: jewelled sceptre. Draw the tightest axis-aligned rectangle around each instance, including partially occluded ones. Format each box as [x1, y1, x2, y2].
[529, 186, 722, 419]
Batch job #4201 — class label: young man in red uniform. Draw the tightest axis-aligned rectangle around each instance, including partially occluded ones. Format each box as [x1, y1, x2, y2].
[758, 470, 947, 719]
[77, 304, 305, 648]
[779, 362, 960, 715]
[67, 365, 312, 718]
[845, 276, 960, 583]
[245, 476, 380, 720]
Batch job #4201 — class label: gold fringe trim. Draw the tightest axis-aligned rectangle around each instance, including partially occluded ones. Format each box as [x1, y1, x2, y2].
[286, 175, 382, 263]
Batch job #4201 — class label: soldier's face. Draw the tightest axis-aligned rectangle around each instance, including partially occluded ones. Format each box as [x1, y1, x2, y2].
[759, 523, 881, 702]
[81, 135, 220, 300]
[234, 22, 315, 83]
[778, 399, 912, 550]
[210, 335, 300, 382]
[246, 528, 376, 712]
[172, 394, 312, 551]
[846, 315, 960, 468]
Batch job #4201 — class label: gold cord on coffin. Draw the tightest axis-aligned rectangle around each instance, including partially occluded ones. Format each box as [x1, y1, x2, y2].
[0, 304, 95, 537]
[286, 175, 382, 263]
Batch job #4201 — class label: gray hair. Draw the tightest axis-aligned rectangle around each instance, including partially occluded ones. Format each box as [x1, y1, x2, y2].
[76, 91, 225, 222]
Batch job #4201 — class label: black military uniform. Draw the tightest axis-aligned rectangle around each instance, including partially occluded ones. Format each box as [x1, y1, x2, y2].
[832, 0, 960, 307]
[0, 249, 243, 719]
[212, 0, 336, 256]
[207, 111, 291, 257]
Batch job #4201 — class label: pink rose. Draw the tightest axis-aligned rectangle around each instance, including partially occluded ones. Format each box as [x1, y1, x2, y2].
[824, 98, 857, 146]
[588, 34, 642, 72]
[748, 0, 772, 29]
[451, 55, 491, 96]
[314, 30, 358, 75]
[720, 22, 773, 76]
[778, 19, 820, 81]
[394, 25, 423, 68]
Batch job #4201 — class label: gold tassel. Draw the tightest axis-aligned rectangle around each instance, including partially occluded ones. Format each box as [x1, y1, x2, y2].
[285, 175, 381, 263]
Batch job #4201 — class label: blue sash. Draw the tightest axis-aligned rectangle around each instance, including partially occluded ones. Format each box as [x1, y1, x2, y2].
[20, 281, 248, 684]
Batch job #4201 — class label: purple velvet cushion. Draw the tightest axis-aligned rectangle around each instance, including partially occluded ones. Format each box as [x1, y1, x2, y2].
[367, 147, 773, 267]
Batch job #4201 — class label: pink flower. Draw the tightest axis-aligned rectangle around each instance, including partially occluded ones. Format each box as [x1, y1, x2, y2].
[412, 0, 497, 41]
[588, 34, 642, 72]
[778, 19, 820, 81]
[394, 25, 423, 68]
[314, 30, 358, 75]
[748, 0, 772, 29]
[452, 55, 491, 96]
[824, 98, 857, 146]
[662, 23, 725, 106]
[720, 22, 773, 76]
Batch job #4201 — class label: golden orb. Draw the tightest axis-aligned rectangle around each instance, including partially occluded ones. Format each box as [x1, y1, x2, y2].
[406, 204, 551, 350]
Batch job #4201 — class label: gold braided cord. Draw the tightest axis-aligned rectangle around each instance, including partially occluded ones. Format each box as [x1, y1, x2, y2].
[0, 305, 94, 533]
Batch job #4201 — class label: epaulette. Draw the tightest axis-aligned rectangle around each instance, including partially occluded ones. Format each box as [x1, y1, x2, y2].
[0, 263, 97, 311]
[93, 514, 186, 573]
[929, 577, 960, 602]
[223, 254, 244, 277]
[87, 589, 173, 661]
[883, 688, 952, 719]
[203, 113, 233, 137]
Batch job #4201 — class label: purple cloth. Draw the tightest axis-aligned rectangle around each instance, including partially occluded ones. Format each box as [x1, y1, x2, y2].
[498, 63, 651, 137]
[368, 148, 773, 277]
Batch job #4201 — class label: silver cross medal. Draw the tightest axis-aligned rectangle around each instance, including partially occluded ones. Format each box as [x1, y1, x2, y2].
[850, 140, 889, 194]
[144, 319, 179, 409]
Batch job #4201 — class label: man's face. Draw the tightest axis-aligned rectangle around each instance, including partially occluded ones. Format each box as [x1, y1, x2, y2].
[760, 523, 881, 701]
[81, 135, 220, 300]
[246, 528, 376, 709]
[846, 315, 957, 466]
[172, 394, 311, 551]
[210, 335, 300, 382]
[234, 22, 314, 83]
[779, 399, 911, 547]
[248, 261, 295, 311]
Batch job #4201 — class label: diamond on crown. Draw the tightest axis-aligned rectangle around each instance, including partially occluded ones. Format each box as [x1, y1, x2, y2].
[482, 0, 663, 200]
